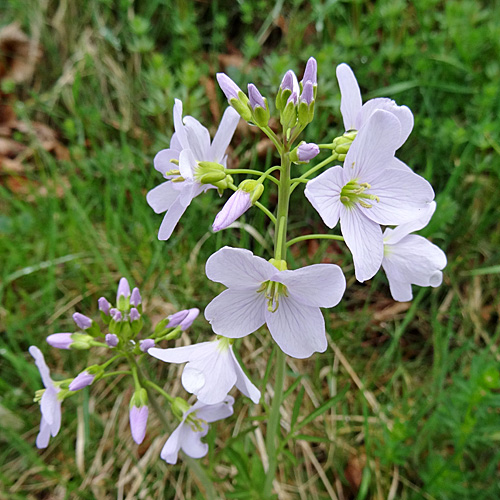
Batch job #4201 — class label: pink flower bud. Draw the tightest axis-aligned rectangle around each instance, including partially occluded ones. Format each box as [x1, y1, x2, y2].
[46, 333, 73, 350]
[129, 405, 149, 444]
[69, 371, 95, 391]
[167, 308, 199, 330]
[73, 313, 92, 330]
[216, 73, 242, 101]
[117, 277, 131, 301]
[140, 339, 155, 352]
[300, 81, 314, 105]
[213, 190, 252, 232]
[130, 308, 141, 321]
[248, 83, 266, 110]
[302, 57, 317, 85]
[98, 297, 111, 315]
[105, 333, 119, 347]
[130, 287, 142, 307]
[298, 143, 320, 161]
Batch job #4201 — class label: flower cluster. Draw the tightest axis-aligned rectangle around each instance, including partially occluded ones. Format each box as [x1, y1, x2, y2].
[31, 56, 446, 474]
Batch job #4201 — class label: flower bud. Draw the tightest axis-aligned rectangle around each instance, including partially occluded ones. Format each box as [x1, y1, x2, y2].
[276, 70, 299, 111]
[213, 190, 252, 232]
[112, 309, 123, 322]
[73, 313, 92, 330]
[330, 130, 358, 160]
[69, 370, 95, 391]
[290, 142, 320, 163]
[130, 308, 141, 322]
[301, 57, 317, 87]
[248, 83, 266, 110]
[140, 339, 155, 352]
[105, 333, 119, 347]
[130, 288, 142, 307]
[248, 83, 270, 127]
[98, 297, 111, 315]
[167, 308, 199, 330]
[216, 73, 252, 121]
[46, 333, 73, 349]
[129, 404, 149, 444]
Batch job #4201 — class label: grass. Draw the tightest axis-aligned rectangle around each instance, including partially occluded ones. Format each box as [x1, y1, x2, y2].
[1, 0, 500, 498]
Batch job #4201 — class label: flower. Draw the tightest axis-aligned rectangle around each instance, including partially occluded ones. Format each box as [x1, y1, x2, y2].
[336, 63, 413, 149]
[204, 247, 346, 359]
[69, 370, 95, 391]
[46, 333, 73, 349]
[29, 346, 62, 449]
[213, 189, 252, 232]
[382, 202, 447, 301]
[105, 333, 119, 347]
[167, 308, 199, 330]
[149, 336, 260, 404]
[305, 110, 434, 283]
[147, 99, 240, 240]
[161, 396, 234, 464]
[129, 405, 149, 444]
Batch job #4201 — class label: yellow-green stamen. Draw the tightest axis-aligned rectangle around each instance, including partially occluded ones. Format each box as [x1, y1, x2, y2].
[340, 179, 380, 209]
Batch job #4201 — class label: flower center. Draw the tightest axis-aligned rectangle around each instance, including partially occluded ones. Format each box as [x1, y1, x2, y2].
[186, 412, 207, 432]
[340, 179, 380, 209]
[258, 280, 289, 313]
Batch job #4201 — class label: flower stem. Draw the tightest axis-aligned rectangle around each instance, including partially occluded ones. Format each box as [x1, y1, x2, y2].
[263, 347, 286, 495]
[286, 233, 345, 247]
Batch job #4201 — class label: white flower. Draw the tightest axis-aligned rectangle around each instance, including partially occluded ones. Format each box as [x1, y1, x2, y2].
[29, 346, 62, 449]
[204, 247, 346, 359]
[161, 396, 234, 464]
[148, 336, 260, 405]
[383, 201, 447, 301]
[305, 110, 435, 283]
[147, 99, 240, 240]
[336, 63, 414, 150]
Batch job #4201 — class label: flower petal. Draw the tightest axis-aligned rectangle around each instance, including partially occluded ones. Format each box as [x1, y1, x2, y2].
[40, 386, 58, 426]
[210, 107, 240, 162]
[304, 166, 345, 229]
[183, 116, 211, 160]
[181, 424, 210, 459]
[382, 234, 446, 301]
[390, 157, 413, 172]
[362, 169, 435, 225]
[343, 110, 401, 183]
[265, 297, 327, 359]
[178, 149, 196, 180]
[357, 98, 413, 148]
[36, 417, 51, 449]
[160, 422, 183, 464]
[384, 201, 436, 245]
[148, 342, 213, 364]
[193, 395, 235, 423]
[341, 206, 383, 282]
[336, 63, 362, 131]
[230, 348, 261, 403]
[204, 288, 266, 338]
[153, 148, 180, 175]
[274, 264, 346, 308]
[205, 246, 277, 288]
[146, 181, 181, 214]
[173, 99, 189, 150]
[157, 197, 189, 241]
[29, 346, 53, 389]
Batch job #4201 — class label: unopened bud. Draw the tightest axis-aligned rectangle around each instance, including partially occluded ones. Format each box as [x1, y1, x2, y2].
[98, 297, 111, 315]
[73, 313, 92, 330]
[130, 288, 142, 307]
[301, 57, 317, 86]
[105, 333, 119, 347]
[290, 142, 320, 163]
[129, 404, 149, 445]
[213, 190, 252, 232]
[46, 333, 74, 350]
[140, 339, 155, 352]
[167, 308, 199, 330]
[69, 370, 95, 391]
[129, 308, 141, 322]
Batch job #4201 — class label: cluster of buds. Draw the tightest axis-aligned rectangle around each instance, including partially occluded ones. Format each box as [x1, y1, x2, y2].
[31, 277, 202, 448]
[329, 130, 357, 161]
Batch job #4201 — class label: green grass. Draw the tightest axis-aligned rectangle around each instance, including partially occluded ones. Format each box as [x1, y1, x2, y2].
[1, 0, 500, 498]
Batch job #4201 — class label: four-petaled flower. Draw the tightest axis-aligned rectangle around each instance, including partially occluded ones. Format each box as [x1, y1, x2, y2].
[147, 99, 240, 240]
[149, 336, 260, 404]
[382, 201, 447, 301]
[161, 396, 234, 464]
[29, 346, 62, 449]
[204, 247, 346, 359]
[305, 110, 435, 283]
[336, 63, 413, 151]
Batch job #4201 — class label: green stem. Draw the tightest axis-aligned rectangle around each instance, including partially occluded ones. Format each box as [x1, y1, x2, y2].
[286, 234, 345, 247]
[227, 166, 281, 186]
[100, 370, 131, 379]
[263, 145, 291, 496]
[289, 155, 338, 194]
[263, 347, 286, 495]
[143, 379, 175, 403]
[261, 126, 283, 153]
[144, 383, 217, 499]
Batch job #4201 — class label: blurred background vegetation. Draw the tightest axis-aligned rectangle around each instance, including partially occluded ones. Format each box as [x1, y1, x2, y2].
[1, 0, 499, 498]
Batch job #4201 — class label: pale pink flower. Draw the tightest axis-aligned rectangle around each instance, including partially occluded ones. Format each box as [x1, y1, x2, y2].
[204, 247, 346, 359]
[305, 110, 434, 283]
[149, 336, 260, 404]
[29, 346, 62, 449]
[129, 405, 149, 445]
[147, 99, 240, 240]
[161, 396, 234, 464]
[213, 190, 252, 232]
[336, 63, 413, 149]
[383, 202, 447, 301]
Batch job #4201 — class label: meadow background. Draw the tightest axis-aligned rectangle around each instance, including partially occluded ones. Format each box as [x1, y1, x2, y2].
[1, 0, 499, 498]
